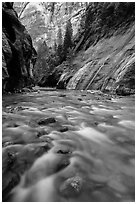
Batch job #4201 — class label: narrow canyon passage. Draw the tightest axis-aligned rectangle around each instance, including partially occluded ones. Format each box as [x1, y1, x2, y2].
[2, 88, 135, 202]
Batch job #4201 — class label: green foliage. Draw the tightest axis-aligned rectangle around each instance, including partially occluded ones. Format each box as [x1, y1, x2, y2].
[57, 44, 64, 62]
[53, 40, 57, 52]
[56, 27, 64, 62]
[14, 2, 88, 48]
[84, 2, 135, 30]
[57, 27, 63, 46]
[66, 48, 75, 64]
[33, 40, 55, 83]
[63, 20, 73, 58]
[76, 2, 135, 51]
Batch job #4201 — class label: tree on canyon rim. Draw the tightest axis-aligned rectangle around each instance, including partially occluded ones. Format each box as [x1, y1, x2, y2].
[63, 19, 73, 59]
[57, 27, 63, 58]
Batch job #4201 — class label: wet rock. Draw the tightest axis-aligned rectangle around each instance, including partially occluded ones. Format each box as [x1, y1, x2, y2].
[56, 158, 70, 172]
[3, 141, 14, 147]
[116, 87, 135, 96]
[7, 152, 16, 169]
[34, 144, 52, 157]
[22, 87, 32, 92]
[78, 98, 82, 101]
[6, 106, 28, 113]
[39, 136, 53, 143]
[36, 129, 48, 137]
[59, 126, 69, 132]
[37, 117, 56, 125]
[59, 94, 66, 97]
[60, 176, 83, 197]
[4, 122, 20, 128]
[2, 172, 20, 202]
[57, 149, 72, 154]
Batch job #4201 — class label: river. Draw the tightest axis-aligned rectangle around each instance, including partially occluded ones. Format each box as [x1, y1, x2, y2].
[2, 88, 135, 202]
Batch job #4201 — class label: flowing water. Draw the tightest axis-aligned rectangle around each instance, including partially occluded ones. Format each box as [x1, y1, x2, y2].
[2, 88, 135, 202]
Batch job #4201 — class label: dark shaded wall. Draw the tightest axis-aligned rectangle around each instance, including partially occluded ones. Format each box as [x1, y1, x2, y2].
[2, 2, 37, 92]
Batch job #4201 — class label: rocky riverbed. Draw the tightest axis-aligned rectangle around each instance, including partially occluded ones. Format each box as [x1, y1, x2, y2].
[2, 88, 135, 202]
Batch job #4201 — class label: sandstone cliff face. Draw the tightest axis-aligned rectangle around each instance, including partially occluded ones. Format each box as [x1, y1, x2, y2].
[13, 3, 85, 85]
[12, 2, 134, 96]
[30, 2, 134, 96]
[66, 24, 135, 95]
[2, 2, 37, 92]
[43, 23, 135, 96]
[14, 2, 85, 48]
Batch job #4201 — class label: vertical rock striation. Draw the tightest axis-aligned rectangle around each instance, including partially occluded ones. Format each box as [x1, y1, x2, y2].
[2, 2, 37, 92]
[66, 25, 135, 95]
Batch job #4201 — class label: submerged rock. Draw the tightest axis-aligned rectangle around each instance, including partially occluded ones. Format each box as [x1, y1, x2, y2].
[60, 176, 83, 197]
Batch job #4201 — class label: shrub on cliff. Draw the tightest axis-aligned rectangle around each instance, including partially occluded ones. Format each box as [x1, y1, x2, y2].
[56, 27, 64, 63]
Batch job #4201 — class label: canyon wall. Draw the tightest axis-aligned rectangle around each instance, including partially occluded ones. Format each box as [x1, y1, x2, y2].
[2, 2, 37, 92]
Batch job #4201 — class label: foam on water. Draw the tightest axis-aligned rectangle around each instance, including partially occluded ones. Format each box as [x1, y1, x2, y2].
[118, 120, 135, 129]
[90, 105, 122, 115]
[12, 175, 56, 202]
[2, 90, 135, 202]
[75, 122, 112, 144]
